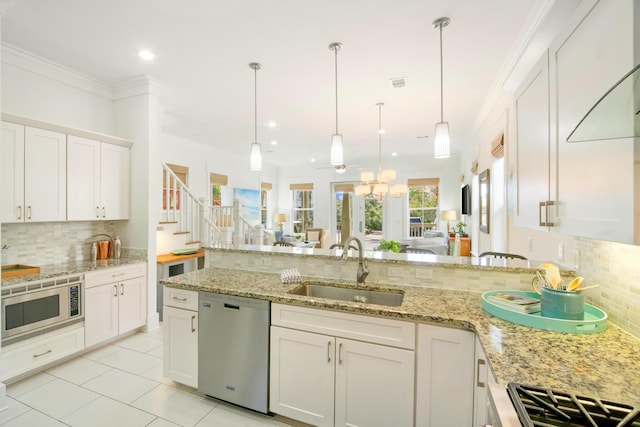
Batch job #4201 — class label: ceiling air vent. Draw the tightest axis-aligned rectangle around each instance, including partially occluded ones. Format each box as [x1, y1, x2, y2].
[390, 76, 407, 89]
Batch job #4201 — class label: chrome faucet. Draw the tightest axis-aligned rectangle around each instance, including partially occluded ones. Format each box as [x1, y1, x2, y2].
[340, 236, 369, 286]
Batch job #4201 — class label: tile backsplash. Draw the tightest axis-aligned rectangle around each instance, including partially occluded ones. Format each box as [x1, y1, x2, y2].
[1, 221, 117, 266]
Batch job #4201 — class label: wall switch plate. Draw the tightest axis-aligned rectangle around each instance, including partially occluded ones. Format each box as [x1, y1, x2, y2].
[573, 249, 581, 270]
[260, 258, 271, 266]
[558, 244, 564, 262]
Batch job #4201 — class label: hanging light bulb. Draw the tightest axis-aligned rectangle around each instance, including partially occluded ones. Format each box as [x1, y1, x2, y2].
[433, 17, 451, 159]
[249, 62, 262, 171]
[329, 42, 344, 166]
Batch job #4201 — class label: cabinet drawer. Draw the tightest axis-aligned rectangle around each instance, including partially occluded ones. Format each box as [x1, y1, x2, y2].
[163, 287, 198, 311]
[1, 324, 85, 382]
[85, 262, 146, 288]
[271, 303, 415, 350]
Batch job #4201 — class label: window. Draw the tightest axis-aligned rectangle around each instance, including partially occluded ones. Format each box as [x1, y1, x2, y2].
[290, 183, 314, 234]
[261, 182, 272, 227]
[408, 178, 440, 237]
[210, 173, 228, 206]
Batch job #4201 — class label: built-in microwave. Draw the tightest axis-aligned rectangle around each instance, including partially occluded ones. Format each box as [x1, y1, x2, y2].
[1, 274, 84, 344]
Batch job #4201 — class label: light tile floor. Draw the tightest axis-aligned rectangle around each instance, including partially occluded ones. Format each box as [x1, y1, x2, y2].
[1, 326, 291, 426]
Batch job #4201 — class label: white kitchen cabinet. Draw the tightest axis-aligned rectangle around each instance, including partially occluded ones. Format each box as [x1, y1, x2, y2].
[67, 135, 130, 221]
[84, 263, 147, 348]
[513, 52, 553, 232]
[270, 304, 414, 427]
[163, 288, 198, 388]
[513, 0, 637, 244]
[1, 122, 66, 223]
[551, 0, 636, 244]
[473, 336, 497, 427]
[416, 324, 475, 427]
[0, 323, 84, 382]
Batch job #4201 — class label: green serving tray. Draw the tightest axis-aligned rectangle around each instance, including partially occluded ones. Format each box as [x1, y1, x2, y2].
[482, 290, 607, 334]
[170, 248, 199, 255]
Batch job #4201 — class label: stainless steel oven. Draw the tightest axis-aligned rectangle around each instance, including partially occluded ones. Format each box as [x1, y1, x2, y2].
[2, 274, 83, 344]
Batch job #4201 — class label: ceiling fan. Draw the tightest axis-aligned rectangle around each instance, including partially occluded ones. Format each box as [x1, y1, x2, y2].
[316, 163, 359, 174]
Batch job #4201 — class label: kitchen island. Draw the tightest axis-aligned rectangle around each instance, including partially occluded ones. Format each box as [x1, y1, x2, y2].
[162, 266, 640, 408]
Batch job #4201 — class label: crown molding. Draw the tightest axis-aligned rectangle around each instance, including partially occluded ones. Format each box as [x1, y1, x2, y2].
[1, 42, 113, 99]
[111, 74, 167, 101]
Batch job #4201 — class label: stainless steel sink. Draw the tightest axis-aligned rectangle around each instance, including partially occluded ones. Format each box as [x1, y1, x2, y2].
[288, 283, 404, 306]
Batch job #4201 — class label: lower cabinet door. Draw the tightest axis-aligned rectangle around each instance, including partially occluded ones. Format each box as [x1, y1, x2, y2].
[416, 324, 475, 427]
[163, 306, 198, 388]
[118, 276, 147, 335]
[334, 338, 414, 427]
[85, 283, 119, 348]
[269, 326, 335, 427]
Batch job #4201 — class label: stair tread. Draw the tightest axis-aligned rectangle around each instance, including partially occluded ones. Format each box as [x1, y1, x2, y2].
[185, 241, 201, 245]
[159, 221, 178, 224]
[173, 231, 190, 235]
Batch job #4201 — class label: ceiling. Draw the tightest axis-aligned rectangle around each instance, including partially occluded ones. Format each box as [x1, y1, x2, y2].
[2, 0, 539, 167]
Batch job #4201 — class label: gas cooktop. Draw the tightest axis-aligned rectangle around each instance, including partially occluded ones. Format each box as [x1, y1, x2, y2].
[507, 382, 640, 427]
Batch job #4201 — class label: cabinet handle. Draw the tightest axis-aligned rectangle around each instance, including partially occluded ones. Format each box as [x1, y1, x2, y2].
[191, 315, 196, 332]
[172, 296, 188, 302]
[539, 201, 556, 227]
[111, 272, 126, 277]
[113, 284, 118, 297]
[27, 205, 31, 220]
[96, 206, 100, 218]
[33, 349, 52, 358]
[102, 207, 106, 218]
[477, 358, 486, 388]
[327, 341, 331, 363]
[120, 283, 124, 295]
[338, 342, 343, 365]
[16, 206, 22, 220]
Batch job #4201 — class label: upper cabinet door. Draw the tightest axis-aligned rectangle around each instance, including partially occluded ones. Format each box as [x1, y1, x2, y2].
[101, 143, 130, 220]
[67, 135, 101, 221]
[1, 122, 25, 223]
[24, 126, 66, 222]
[513, 52, 551, 232]
[552, 0, 636, 244]
[67, 136, 130, 221]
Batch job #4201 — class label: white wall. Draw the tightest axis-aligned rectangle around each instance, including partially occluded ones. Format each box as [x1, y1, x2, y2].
[2, 44, 115, 134]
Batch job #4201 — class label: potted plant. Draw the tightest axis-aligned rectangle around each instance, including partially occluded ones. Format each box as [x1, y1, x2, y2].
[376, 239, 402, 253]
[454, 222, 468, 237]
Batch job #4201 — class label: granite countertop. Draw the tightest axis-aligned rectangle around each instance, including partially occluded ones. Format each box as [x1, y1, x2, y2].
[162, 267, 640, 407]
[1, 257, 147, 287]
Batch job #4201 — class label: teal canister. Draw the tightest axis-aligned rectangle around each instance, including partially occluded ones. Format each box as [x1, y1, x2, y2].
[540, 287, 584, 320]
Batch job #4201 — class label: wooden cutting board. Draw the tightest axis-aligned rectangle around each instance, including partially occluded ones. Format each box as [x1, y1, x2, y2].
[1, 264, 41, 278]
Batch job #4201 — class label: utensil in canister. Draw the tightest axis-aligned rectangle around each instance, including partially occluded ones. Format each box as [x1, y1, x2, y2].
[539, 263, 561, 290]
[567, 276, 584, 291]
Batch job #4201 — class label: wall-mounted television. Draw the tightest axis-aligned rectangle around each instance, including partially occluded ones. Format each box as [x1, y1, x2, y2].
[461, 184, 471, 215]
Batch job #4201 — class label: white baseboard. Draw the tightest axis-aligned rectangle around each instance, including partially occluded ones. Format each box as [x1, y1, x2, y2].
[145, 312, 160, 332]
[0, 383, 6, 412]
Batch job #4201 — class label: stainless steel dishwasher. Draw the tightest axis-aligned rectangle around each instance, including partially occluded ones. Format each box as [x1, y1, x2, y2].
[198, 291, 270, 414]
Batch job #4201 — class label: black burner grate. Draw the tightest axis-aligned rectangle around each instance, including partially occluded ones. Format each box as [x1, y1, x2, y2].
[507, 383, 640, 427]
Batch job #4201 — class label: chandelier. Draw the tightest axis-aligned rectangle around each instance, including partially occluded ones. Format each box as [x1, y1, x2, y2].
[355, 103, 408, 199]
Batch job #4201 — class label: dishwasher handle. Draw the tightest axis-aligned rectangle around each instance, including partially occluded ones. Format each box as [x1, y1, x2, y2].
[224, 303, 240, 310]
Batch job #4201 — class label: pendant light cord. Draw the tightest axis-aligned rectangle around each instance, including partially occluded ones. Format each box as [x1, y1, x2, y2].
[334, 47, 339, 134]
[378, 103, 383, 180]
[254, 66, 258, 144]
[439, 23, 444, 122]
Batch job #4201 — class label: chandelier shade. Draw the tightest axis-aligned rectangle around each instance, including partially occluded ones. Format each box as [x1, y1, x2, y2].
[433, 17, 451, 159]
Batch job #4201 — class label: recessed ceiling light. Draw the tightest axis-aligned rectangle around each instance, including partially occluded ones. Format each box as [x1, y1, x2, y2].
[267, 121, 277, 128]
[379, 129, 386, 135]
[310, 158, 316, 163]
[138, 49, 155, 61]
[270, 140, 278, 145]
[392, 152, 398, 156]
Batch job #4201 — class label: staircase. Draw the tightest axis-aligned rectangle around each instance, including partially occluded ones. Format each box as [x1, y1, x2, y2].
[161, 163, 268, 247]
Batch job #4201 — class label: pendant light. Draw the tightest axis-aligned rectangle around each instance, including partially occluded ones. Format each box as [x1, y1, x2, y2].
[355, 103, 408, 199]
[329, 42, 344, 166]
[249, 62, 262, 171]
[433, 17, 451, 159]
